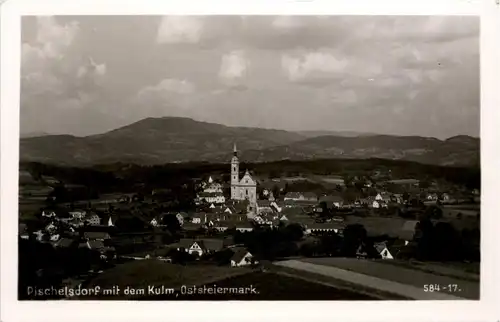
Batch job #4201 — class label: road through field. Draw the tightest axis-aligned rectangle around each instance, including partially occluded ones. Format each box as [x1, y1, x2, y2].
[275, 260, 468, 300]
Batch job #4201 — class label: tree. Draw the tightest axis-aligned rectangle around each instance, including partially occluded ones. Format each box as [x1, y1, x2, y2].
[282, 223, 304, 242]
[272, 185, 280, 198]
[424, 205, 443, 220]
[341, 224, 367, 257]
[162, 214, 181, 233]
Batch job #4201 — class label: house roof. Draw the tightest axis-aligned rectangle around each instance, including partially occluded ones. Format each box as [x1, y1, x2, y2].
[374, 242, 387, 253]
[200, 239, 224, 251]
[87, 240, 105, 249]
[84, 232, 110, 240]
[198, 192, 224, 198]
[231, 247, 251, 263]
[257, 200, 272, 207]
[402, 220, 419, 231]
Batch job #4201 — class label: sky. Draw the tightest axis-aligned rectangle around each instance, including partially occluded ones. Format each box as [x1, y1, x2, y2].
[20, 15, 479, 139]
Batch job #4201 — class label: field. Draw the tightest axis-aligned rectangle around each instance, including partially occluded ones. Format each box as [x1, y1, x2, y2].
[297, 257, 479, 299]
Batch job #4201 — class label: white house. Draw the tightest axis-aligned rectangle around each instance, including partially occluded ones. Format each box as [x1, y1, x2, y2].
[372, 200, 388, 209]
[198, 191, 225, 204]
[42, 211, 57, 218]
[192, 217, 202, 224]
[230, 248, 254, 267]
[374, 242, 394, 260]
[176, 239, 224, 256]
[150, 218, 159, 227]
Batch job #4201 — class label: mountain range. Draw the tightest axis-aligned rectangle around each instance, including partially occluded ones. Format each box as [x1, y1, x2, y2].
[20, 117, 480, 167]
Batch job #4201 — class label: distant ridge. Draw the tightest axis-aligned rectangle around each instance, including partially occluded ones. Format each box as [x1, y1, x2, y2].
[20, 117, 479, 167]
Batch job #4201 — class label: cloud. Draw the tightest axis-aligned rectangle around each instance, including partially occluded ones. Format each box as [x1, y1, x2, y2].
[156, 16, 204, 44]
[281, 51, 349, 82]
[218, 50, 249, 87]
[22, 16, 80, 73]
[77, 57, 107, 79]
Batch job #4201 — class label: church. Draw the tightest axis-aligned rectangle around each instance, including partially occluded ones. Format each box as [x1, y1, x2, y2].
[230, 144, 257, 210]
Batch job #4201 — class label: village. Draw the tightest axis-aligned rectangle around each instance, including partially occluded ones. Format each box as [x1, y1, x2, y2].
[17, 144, 481, 300]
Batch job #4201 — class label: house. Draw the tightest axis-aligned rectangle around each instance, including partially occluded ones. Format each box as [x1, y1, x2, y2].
[192, 217, 202, 224]
[197, 192, 226, 204]
[235, 221, 254, 232]
[270, 201, 282, 212]
[203, 177, 223, 193]
[175, 238, 224, 256]
[86, 240, 105, 250]
[371, 197, 388, 209]
[84, 213, 101, 226]
[279, 215, 289, 222]
[392, 194, 404, 204]
[305, 222, 343, 235]
[319, 195, 344, 208]
[69, 211, 86, 219]
[256, 200, 274, 215]
[84, 231, 110, 241]
[284, 192, 318, 202]
[398, 220, 419, 242]
[230, 247, 254, 267]
[374, 242, 394, 259]
[375, 193, 391, 203]
[426, 193, 438, 201]
[41, 211, 57, 218]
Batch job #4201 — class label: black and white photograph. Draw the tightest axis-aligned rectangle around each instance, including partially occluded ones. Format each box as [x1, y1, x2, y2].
[15, 14, 483, 302]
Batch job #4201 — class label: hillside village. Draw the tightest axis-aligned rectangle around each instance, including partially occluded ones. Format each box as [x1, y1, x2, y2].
[18, 145, 480, 299]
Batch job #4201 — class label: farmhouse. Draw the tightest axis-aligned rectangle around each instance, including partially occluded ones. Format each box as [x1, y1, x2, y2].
[175, 238, 224, 256]
[230, 247, 254, 267]
[374, 242, 394, 259]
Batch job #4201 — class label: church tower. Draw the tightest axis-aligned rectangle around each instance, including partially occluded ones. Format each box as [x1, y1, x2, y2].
[230, 143, 239, 199]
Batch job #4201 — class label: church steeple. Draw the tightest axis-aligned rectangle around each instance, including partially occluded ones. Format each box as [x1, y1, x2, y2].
[233, 143, 237, 156]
